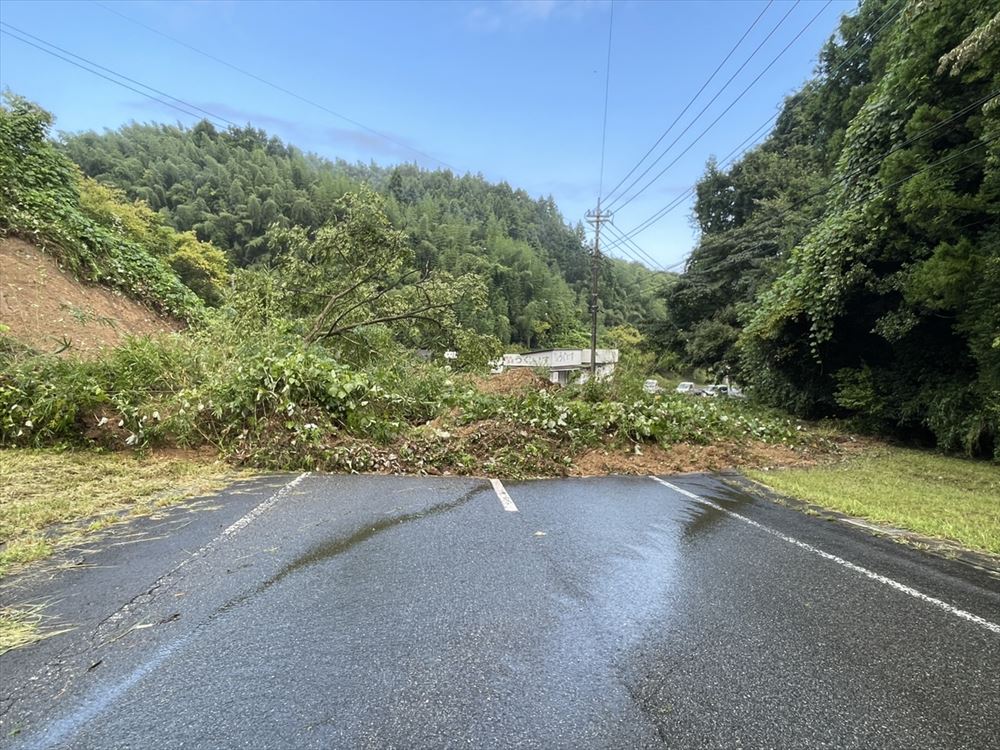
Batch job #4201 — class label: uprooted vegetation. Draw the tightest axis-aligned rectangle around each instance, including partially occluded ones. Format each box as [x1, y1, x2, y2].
[0, 449, 241, 576]
[1, 305, 845, 480]
[0, 93, 852, 480]
[0, 449, 241, 652]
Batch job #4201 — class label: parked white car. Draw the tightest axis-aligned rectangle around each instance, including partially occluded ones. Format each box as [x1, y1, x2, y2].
[675, 381, 698, 394]
[703, 384, 745, 398]
[643, 379, 662, 394]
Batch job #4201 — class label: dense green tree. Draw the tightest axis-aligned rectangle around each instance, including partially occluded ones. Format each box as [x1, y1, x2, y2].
[261, 188, 487, 350]
[659, 0, 999, 456]
[60, 125, 666, 347]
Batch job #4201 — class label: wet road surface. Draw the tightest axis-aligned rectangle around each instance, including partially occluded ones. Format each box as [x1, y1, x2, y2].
[2, 473, 998, 749]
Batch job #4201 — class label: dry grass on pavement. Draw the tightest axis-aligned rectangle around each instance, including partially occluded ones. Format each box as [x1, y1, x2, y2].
[0, 448, 244, 652]
[0, 604, 73, 656]
[0, 449, 242, 576]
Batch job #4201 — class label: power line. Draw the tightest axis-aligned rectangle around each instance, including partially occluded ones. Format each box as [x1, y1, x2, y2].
[587, 0, 616, 377]
[606, 0, 834, 214]
[602, 221, 666, 271]
[634, 132, 998, 296]
[775, 90, 999, 215]
[90, 0, 454, 170]
[852, 133, 999, 203]
[609, 88, 998, 254]
[600, 220, 644, 262]
[703, 134, 999, 276]
[600, 224, 687, 300]
[595, 242, 675, 297]
[597, 0, 615, 199]
[636, 253, 689, 286]
[603, 241, 654, 269]
[607, 188, 695, 251]
[0, 27, 236, 128]
[689, 0, 906, 181]
[667, 133, 1000, 284]
[603, 0, 907, 251]
[604, 0, 780, 206]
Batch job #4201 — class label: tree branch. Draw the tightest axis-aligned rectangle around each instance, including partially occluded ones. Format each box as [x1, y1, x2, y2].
[304, 256, 400, 342]
[310, 269, 421, 343]
[321, 313, 447, 339]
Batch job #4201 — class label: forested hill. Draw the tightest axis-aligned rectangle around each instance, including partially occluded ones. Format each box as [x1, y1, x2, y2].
[654, 0, 999, 456]
[60, 123, 666, 348]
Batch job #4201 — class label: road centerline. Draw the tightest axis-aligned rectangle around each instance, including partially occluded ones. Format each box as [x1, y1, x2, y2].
[649, 475, 1000, 635]
[490, 478, 518, 512]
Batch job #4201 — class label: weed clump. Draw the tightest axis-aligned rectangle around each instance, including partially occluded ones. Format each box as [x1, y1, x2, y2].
[2, 313, 807, 478]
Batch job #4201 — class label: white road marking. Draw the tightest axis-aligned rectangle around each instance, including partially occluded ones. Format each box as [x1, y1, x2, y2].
[220, 471, 309, 538]
[98, 472, 310, 634]
[490, 478, 518, 512]
[28, 472, 312, 749]
[649, 476, 1000, 635]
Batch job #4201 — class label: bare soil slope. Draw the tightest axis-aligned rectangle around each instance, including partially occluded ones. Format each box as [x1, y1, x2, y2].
[0, 237, 177, 355]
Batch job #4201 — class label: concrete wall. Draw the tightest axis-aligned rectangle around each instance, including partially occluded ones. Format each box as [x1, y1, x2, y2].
[493, 349, 619, 385]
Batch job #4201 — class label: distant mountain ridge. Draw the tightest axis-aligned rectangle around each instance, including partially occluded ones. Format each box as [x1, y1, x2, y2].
[60, 121, 667, 347]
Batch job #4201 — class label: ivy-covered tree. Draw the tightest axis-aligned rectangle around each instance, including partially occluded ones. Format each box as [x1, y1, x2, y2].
[659, 0, 999, 456]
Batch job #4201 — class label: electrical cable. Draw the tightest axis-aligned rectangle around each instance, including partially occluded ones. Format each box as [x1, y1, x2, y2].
[658, 133, 1000, 284]
[602, 222, 668, 271]
[0, 27, 235, 127]
[90, 0, 454, 169]
[604, 0, 800, 207]
[607, 88, 998, 252]
[597, 0, 615, 200]
[602, 2, 932, 251]
[601, 0, 775, 204]
[606, 0, 833, 213]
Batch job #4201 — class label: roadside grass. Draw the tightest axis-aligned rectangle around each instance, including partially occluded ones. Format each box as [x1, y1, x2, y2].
[1, 448, 244, 652]
[0, 449, 243, 577]
[748, 446, 1000, 555]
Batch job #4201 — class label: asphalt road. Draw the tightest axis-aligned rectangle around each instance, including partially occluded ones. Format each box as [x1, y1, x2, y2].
[2, 472, 998, 749]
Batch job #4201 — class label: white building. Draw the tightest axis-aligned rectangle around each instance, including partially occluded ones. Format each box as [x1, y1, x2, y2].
[493, 348, 619, 386]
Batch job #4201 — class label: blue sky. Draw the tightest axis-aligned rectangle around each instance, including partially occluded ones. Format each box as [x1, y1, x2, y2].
[0, 0, 856, 268]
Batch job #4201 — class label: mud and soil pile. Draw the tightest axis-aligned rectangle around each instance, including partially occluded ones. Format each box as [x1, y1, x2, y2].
[0, 238, 177, 355]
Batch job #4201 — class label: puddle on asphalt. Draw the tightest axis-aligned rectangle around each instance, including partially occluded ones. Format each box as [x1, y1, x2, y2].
[674, 476, 755, 508]
[680, 504, 728, 540]
[215, 484, 486, 615]
[659, 476, 758, 541]
[557, 478, 763, 663]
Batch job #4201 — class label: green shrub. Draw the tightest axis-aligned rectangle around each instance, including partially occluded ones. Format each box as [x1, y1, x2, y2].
[458, 388, 797, 449]
[166, 233, 229, 305]
[77, 177, 175, 257]
[0, 94, 205, 320]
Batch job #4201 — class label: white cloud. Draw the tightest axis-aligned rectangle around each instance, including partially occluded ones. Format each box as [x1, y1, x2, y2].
[464, 0, 607, 32]
[119, 99, 433, 163]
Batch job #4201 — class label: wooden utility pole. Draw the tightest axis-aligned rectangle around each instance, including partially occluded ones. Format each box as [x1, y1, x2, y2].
[585, 204, 612, 379]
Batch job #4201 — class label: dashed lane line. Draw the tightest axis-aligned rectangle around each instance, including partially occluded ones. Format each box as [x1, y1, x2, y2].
[490, 478, 518, 512]
[649, 476, 1000, 635]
